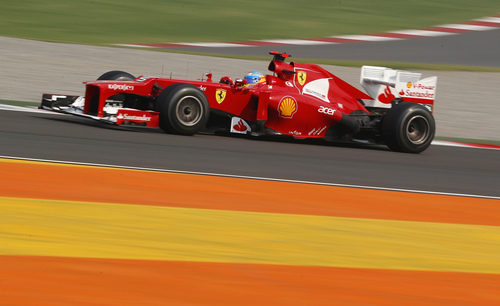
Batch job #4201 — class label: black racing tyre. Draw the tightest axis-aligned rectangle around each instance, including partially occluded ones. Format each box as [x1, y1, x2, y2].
[156, 83, 209, 135]
[382, 102, 435, 153]
[97, 70, 135, 81]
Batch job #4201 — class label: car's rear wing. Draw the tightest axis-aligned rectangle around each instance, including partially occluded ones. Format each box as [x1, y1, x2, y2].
[360, 66, 437, 112]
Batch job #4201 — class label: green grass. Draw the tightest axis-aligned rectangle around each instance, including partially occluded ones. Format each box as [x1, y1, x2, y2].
[0, 99, 39, 107]
[1, 0, 499, 44]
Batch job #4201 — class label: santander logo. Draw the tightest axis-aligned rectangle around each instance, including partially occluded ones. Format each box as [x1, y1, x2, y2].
[233, 119, 248, 132]
[378, 86, 395, 104]
[117, 113, 151, 121]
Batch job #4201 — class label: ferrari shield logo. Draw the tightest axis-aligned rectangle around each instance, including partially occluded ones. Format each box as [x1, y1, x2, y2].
[216, 89, 227, 104]
[297, 71, 307, 86]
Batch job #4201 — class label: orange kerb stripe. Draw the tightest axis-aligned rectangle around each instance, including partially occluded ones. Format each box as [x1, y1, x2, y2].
[1, 255, 499, 306]
[1, 159, 499, 225]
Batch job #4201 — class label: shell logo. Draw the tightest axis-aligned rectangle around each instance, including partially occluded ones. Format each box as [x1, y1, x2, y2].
[278, 96, 297, 118]
[407, 82, 413, 88]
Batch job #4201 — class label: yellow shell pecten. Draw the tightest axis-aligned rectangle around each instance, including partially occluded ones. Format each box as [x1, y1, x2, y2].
[279, 97, 297, 118]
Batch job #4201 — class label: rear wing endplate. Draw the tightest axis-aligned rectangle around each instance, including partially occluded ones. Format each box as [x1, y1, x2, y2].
[360, 66, 437, 112]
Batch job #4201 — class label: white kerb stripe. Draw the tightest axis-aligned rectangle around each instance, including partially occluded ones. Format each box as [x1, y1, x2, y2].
[115, 44, 158, 48]
[389, 29, 456, 37]
[256, 39, 333, 45]
[331, 35, 401, 41]
[437, 24, 497, 31]
[474, 17, 500, 23]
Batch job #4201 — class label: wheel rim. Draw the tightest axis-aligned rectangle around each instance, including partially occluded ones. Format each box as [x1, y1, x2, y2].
[406, 115, 430, 145]
[175, 96, 203, 127]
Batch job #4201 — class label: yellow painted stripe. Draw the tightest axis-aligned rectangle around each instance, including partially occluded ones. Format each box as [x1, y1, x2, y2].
[2, 196, 500, 274]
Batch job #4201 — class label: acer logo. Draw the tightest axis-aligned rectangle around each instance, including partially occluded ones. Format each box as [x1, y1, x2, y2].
[318, 106, 335, 116]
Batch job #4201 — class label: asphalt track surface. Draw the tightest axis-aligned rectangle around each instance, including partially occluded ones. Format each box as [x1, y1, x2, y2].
[158, 29, 500, 67]
[1, 109, 498, 198]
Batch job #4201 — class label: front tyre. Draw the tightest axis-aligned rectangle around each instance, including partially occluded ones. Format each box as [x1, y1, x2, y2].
[382, 102, 435, 153]
[156, 83, 209, 135]
[97, 70, 135, 81]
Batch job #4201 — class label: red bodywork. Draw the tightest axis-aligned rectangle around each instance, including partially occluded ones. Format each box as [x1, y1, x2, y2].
[82, 53, 373, 138]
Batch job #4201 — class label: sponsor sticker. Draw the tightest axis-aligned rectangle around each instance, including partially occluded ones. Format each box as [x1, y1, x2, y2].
[117, 113, 151, 122]
[308, 125, 327, 136]
[297, 71, 307, 86]
[378, 85, 395, 104]
[108, 84, 134, 91]
[216, 89, 227, 104]
[278, 96, 297, 118]
[230, 117, 251, 134]
[318, 106, 336, 116]
[136, 76, 151, 82]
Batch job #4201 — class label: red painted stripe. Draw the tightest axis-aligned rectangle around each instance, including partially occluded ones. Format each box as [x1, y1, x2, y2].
[423, 26, 472, 33]
[455, 142, 500, 150]
[401, 97, 434, 104]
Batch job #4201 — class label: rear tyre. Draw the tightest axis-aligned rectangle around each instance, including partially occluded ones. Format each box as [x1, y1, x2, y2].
[156, 83, 209, 135]
[382, 102, 435, 153]
[97, 70, 135, 81]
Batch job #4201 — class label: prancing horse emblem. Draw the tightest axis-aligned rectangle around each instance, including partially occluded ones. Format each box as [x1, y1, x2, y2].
[297, 71, 307, 86]
[216, 89, 227, 104]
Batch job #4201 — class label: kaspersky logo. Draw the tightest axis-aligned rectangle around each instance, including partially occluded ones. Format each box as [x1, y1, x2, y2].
[108, 84, 134, 91]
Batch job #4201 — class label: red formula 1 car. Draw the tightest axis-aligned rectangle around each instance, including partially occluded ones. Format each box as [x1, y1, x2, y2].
[41, 52, 437, 153]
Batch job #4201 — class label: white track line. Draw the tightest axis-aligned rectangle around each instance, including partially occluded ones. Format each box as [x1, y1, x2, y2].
[1, 105, 498, 151]
[1, 155, 498, 200]
[0, 104, 58, 114]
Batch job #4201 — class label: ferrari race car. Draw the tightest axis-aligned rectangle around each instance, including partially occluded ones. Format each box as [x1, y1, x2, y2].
[41, 52, 437, 153]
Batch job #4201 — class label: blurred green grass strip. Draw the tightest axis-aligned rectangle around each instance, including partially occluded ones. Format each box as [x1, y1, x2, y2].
[1, 0, 500, 44]
[0, 100, 39, 107]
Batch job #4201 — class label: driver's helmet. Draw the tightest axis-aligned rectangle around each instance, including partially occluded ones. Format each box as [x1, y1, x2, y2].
[244, 71, 265, 87]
